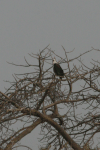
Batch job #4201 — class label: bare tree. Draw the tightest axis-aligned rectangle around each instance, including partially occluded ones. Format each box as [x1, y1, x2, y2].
[0, 46, 100, 150]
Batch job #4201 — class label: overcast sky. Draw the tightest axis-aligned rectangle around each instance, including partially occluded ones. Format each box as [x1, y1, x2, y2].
[0, 1, 100, 149]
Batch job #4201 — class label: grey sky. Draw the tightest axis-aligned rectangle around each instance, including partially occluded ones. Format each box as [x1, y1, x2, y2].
[0, 1, 100, 149]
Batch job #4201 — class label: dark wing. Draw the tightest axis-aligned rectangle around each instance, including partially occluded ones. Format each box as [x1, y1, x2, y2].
[54, 64, 64, 76]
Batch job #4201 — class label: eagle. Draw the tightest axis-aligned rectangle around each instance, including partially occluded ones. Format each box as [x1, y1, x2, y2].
[53, 57, 64, 79]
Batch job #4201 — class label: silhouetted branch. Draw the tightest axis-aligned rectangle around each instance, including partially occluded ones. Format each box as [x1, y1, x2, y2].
[0, 46, 100, 150]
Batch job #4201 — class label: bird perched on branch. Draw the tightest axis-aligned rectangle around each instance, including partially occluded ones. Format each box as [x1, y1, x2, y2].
[53, 57, 64, 79]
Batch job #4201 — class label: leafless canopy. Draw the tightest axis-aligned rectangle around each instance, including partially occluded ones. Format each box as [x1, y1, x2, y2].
[0, 46, 100, 150]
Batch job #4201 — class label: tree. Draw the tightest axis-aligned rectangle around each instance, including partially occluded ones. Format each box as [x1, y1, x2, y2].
[0, 46, 100, 150]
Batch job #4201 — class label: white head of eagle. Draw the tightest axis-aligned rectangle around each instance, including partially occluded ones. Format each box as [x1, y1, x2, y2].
[53, 57, 64, 79]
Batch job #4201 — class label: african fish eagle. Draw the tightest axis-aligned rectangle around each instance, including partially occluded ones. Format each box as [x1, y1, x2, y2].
[53, 57, 64, 79]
